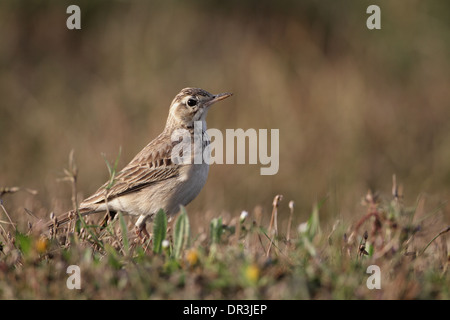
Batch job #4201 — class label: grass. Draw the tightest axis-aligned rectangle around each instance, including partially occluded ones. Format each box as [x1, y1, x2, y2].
[0, 1, 450, 300]
[0, 174, 448, 299]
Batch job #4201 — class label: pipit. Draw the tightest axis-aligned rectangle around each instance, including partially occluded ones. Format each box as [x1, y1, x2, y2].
[48, 87, 232, 238]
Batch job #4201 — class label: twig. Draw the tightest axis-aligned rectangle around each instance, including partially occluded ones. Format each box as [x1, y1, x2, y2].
[286, 201, 294, 242]
[266, 195, 282, 257]
[0, 199, 16, 231]
[420, 226, 450, 256]
[0, 187, 20, 197]
[268, 194, 282, 236]
[24, 207, 39, 220]
[68, 149, 78, 213]
[67, 150, 79, 240]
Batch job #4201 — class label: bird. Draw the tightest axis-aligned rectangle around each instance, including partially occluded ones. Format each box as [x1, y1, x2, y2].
[48, 87, 232, 239]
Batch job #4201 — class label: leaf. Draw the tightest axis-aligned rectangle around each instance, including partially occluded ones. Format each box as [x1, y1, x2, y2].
[172, 206, 190, 259]
[152, 209, 168, 254]
[15, 232, 32, 256]
[210, 217, 223, 244]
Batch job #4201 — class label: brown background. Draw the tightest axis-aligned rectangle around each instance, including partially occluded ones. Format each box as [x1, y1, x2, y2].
[1, 0, 449, 231]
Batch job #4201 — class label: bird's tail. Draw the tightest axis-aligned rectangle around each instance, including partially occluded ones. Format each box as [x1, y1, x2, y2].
[46, 207, 95, 232]
[46, 207, 116, 237]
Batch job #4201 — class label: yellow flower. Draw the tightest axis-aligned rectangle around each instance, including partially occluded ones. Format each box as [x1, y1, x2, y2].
[35, 237, 48, 254]
[245, 264, 260, 284]
[186, 248, 199, 266]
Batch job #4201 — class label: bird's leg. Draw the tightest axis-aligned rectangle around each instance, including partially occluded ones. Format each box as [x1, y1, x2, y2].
[134, 224, 150, 241]
[135, 215, 150, 242]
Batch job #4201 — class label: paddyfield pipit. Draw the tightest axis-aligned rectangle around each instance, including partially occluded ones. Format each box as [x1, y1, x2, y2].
[49, 87, 232, 238]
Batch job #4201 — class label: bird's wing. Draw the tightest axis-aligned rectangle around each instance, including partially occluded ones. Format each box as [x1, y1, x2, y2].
[80, 132, 181, 208]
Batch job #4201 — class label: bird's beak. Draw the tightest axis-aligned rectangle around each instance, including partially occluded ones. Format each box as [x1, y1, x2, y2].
[206, 92, 233, 107]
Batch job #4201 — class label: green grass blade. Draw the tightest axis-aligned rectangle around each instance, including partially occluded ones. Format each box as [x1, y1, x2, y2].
[210, 217, 223, 244]
[102, 147, 122, 190]
[307, 196, 327, 240]
[172, 206, 190, 259]
[75, 209, 104, 250]
[152, 209, 168, 254]
[118, 212, 129, 255]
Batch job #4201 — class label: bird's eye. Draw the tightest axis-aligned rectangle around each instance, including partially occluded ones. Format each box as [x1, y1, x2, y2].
[187, 98, 197, 107]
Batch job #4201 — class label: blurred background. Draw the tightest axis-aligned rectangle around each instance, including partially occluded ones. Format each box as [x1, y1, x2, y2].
[1, 0, 449, 232]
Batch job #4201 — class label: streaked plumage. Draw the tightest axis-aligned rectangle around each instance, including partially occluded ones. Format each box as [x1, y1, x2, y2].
[49, 87, 232, 238]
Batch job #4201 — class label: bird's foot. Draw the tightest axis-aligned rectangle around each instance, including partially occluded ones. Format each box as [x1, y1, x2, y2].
[134, 224, 150, 243]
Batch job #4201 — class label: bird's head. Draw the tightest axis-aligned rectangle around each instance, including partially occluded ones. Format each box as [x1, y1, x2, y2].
[166, 87, 232, 130]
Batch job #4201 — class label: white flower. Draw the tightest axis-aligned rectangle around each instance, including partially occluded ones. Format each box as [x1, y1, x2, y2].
[298, 222, 308, 234]
[240, 211, 248, 223]
[162, 239, 170, 248]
